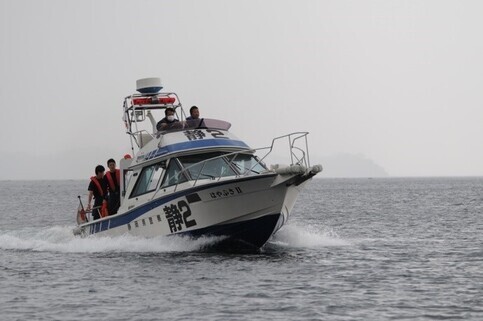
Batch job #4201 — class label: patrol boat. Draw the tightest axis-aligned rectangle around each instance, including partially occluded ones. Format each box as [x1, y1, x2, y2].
[74, 78, 322, 249]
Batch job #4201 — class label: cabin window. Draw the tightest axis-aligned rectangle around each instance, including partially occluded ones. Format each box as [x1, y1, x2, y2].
[122, 169, 133, 197]
[160, 159, 188, 188]
[130, 163, 164, 198]
[178, 152, 236, 180]
[229, 154, 266, 175]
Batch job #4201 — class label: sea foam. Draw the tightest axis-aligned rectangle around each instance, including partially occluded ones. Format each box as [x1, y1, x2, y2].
[0, 226, 222, 253]
[270, 223, 351, 248]
[0, 222, 349, 254]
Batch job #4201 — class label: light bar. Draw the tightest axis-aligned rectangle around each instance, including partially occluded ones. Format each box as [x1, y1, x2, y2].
[132, 96, 176, 105]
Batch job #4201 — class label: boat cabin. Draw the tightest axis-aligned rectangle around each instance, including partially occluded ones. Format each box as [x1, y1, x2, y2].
[118, 78, 270, 212]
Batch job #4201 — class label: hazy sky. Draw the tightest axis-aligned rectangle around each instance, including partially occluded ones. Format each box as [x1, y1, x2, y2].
[1, 0, 482, 179]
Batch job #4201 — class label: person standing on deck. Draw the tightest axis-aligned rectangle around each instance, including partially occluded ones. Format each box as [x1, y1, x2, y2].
[86, 165, 108, 220]
[105, 158, 121, 215]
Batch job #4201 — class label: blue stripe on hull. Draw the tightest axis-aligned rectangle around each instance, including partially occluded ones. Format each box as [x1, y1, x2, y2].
[86, 174, 277, 234]
[179, 213, 282, 249]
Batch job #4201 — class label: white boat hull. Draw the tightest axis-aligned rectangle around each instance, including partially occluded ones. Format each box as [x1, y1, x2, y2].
[75, 173, 309, 249]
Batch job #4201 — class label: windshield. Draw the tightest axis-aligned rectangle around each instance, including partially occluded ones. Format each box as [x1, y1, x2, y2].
[178, 152, 236, 180]
[228, 154, 267, 176]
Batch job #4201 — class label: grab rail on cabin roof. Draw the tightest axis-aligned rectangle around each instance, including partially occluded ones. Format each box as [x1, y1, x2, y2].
[130, 129, 155, 148]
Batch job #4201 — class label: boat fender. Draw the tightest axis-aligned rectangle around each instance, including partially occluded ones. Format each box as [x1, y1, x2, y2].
[273, 164, 307, 175]
[309, 164, 323, 174]
[76, 207, 88, 225]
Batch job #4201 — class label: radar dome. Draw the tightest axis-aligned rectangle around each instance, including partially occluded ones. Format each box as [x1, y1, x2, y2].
[136, 77, 163, 94]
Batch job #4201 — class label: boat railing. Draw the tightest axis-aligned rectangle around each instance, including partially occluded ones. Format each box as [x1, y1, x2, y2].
[123, 92, 184, 152]
[131, 129, 155, 148]
[256, 131, 310, 169]
[170, 150, 257, 192]
[170, 132, 310, 192]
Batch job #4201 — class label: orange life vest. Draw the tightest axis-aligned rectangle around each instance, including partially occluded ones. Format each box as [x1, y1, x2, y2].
[105, 169, 120, 192]
[90, 176, 105, 197]
[100, 201, 109, 218]
[90, 176, 109, 217]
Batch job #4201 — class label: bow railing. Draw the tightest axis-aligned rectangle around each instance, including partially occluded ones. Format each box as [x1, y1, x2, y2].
[168, 132, 310, 192]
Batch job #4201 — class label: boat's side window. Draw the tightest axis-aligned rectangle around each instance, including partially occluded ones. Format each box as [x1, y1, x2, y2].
[122, 169, 134, 198]
[130, 163, 164, 198]
[229, 154, 267, 176]
[160, 159, 188, 188]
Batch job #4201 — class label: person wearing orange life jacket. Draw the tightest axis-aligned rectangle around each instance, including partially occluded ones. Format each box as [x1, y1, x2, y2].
[86, 165, 108, 220]
[104, 158, 121, 215]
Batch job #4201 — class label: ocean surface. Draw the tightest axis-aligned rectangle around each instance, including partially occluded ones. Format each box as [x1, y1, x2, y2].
[0, 177, 482, 321]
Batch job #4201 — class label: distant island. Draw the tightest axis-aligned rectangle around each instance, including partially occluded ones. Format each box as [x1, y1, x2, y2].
[315, 153, 389, 178]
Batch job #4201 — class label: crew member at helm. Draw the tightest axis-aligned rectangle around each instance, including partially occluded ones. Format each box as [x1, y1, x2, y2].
[186, 106, 200, 120]
[156, 107, 179, 131]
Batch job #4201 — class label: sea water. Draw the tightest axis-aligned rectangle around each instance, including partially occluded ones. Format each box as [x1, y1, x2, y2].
[0, 178, 482, 320]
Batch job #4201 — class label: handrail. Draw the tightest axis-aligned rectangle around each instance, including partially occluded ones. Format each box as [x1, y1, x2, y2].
[255, 132, 310, 169]
[163, 132, 310, 193]
[123, 92, 184, 152]
[171, 149, 258, 193]
[130, 129, 155, 148]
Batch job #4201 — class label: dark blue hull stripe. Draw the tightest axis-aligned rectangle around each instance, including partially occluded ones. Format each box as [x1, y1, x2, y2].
[86, 174, 277, 234]
[180, 213, 282, 249]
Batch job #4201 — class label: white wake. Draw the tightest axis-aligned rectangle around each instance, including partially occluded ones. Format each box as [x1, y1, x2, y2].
[270, 223, 351, 248]
[0, 226, 222, 253]
[0, 222, 350, 254]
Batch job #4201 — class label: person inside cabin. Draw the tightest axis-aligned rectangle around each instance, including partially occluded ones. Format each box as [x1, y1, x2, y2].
[105, 158, 120, 215]
[87, 165, 108, 220]
[186, 106, 200, 120]
[156, 107, 179, 131]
